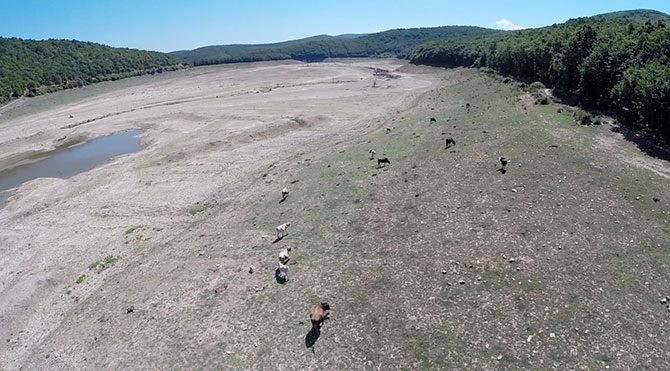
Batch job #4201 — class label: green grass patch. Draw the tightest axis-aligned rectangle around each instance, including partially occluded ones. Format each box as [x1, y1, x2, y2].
[125, 225, 141, 234]
[75, 274, 86, 284]
[188, 203, 212, 215]
[291, 117, 307, 126]
[88, 255, 120, 273]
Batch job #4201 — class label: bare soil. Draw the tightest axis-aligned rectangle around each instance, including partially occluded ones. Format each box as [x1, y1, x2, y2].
[1, 59, 669, 370]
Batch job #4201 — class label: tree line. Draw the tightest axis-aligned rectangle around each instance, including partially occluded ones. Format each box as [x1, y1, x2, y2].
[170, 26, 501, 66]
[409, 11, 670, 142]
[0, 38, 183, 104]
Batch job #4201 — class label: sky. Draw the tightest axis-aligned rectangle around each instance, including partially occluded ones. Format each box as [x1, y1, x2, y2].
[1, 0, 669, 52]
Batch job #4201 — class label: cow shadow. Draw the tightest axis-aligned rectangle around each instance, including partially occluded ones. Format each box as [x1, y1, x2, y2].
[305, 326, 320, 350]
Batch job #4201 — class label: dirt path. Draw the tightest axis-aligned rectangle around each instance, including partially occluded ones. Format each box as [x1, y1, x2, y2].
[1, 60, 669, 370]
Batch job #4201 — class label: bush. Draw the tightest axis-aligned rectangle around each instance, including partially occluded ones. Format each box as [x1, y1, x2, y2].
[479, 67, 496, 75]
[529, 81, 546, 92]
[573, 110, 593, 125]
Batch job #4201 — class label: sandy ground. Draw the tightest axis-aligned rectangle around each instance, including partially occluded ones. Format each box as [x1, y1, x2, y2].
[0, 59, 436, 369]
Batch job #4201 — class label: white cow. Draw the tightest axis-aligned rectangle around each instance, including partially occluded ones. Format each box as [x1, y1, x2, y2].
[276, 222, 291, 239]
[279, 247, 291, 264]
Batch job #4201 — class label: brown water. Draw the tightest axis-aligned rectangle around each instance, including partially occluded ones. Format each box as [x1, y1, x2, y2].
[0, 130, 142, 205]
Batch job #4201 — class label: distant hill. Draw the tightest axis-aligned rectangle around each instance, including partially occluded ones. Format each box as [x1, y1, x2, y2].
[588, 9, 670, 23]
[0, 38, 183, 105]
[169, 26, 501, 65]
[409, 9, 670, 141]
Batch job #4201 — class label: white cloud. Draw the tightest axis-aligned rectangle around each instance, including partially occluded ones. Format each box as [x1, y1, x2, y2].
[495, 19, 526, 30]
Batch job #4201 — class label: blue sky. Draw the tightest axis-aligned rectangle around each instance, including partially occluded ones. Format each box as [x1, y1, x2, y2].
[1, 0, 669, 52]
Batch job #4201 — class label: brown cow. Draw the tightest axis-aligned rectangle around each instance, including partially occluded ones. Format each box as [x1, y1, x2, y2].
[310, 302, 331, 332]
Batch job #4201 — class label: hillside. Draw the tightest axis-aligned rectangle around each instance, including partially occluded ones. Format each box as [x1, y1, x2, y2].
[408, 9, 670, 142]
[589, 9, 670, 23]
[2, 60, 669, 369]
[170, 26, 501, 65]
[0, 38, 183, 105]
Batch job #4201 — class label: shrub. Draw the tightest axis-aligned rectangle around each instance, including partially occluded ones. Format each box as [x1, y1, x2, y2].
[529, 81, 546, 92]
[479, 67, 496, 75]
[573, 110, 593, 125]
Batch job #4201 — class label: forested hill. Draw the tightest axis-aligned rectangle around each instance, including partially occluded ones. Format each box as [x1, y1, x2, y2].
[409, 9, 670, 142]
[0, 38, 183, 105]
[169, 26, 501, 65]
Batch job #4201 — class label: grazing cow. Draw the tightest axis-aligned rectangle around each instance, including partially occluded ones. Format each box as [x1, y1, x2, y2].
[310, 302, 331, 332]
[276, 222, 291, 239]
[377, 157, 391, 167]
[445, 137, 456, 148]
[429, 117, 437, 123]
[279, 247, 291, 264]
[281, 187, 289, 200]
[385, 127, 392, 133]
[499, 156, 509, 169]
[369, 149, 376, 160]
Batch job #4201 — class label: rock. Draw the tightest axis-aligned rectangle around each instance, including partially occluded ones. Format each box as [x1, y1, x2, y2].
[511, 189, 518, 193]
[441, 269, 447, 274]
[509, 258, 516, 263]
[635, 196, 641, 200]
[248, 265, 254, 274]
[661, 297, 668, 304]
[496, 355, 503, 361]
[198, 250, 204, 256]
[549, 333, 555, 338]
[458, 280, 465, 285]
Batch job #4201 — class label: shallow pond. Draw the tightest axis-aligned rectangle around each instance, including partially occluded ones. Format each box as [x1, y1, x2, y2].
[0, 130, 142, 205]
